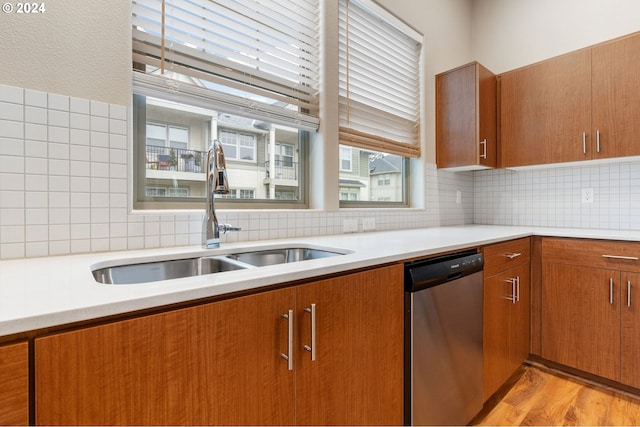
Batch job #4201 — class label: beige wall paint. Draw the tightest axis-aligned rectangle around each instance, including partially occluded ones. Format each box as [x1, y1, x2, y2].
[0, 0, 130, 105]
[471, 0, 640, 74]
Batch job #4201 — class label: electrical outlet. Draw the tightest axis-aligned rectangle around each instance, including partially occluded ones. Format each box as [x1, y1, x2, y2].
[362, 217, 376, 231]
[581, 188, 594, 203]
[456, 190, 462, 204]
[343, 219, 359, 233]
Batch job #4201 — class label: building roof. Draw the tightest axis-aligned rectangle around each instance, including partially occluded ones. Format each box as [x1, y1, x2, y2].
[339, 178, 366, 187]
[369, 155, 402, 175]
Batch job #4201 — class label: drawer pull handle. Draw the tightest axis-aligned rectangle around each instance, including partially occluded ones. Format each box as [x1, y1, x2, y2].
[628, 281, 632, 308]
[505, 253, 522, 259]
[602, 255, 639, 261]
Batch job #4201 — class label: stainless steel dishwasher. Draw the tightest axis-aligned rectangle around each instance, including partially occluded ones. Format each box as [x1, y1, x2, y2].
[404, 250, 484, 426]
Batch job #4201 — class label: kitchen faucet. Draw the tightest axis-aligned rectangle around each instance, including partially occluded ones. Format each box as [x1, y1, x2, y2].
[203, 140, 240, 249]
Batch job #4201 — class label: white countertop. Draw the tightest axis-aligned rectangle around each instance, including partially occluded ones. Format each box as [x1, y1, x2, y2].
[4, 224, 640, 337]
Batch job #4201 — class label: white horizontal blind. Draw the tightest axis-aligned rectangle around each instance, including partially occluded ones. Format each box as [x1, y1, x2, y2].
[338, 0, 422, 157]
[132, 0, 320, 130]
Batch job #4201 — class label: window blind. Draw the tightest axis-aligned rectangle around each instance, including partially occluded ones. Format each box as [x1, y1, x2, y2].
[132, 0, 320, 131]
[338, 0, 422, 157]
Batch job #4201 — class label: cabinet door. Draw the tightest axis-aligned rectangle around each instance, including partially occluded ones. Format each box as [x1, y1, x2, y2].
[295, 265, 404, 426]
[541, 263, 620, 381]
[592, 32, 640, 159]
[36, 288, 296, 426]
[511, 263, 530, 371]
[483, 269, 514, 400]
[436, 62, 496, 169]
[436, 63, 477, 168]
[622, 272, 640, 388]
[500, 49, 591, 167]
[0, 341, 29, 426]
[483, 263, 530, 401]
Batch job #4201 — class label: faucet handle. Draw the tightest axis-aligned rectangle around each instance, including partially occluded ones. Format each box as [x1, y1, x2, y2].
[218, 224, 241, 234]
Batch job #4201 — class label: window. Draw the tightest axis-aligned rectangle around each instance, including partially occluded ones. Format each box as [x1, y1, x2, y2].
[377, 174, 391, 186]
[220, 189, 255, 199]
[220, 130, 256, 162]
[338, 0, 421, 207]
[273, 143, 294, 168]
[132, 0, 319, 209]
[338, 148, 406, 204]
[340, 146, 353, 172]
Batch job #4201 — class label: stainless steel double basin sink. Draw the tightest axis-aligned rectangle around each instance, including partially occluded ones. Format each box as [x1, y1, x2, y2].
[92, 246, 346, 285]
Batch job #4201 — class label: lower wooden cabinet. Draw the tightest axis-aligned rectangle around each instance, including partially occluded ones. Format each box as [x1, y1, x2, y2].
[621, 272, 640, 389]
[482, 238, 531, 400]
[541, 263, 620, 381]
[541, 237, 640, 388]
[0, 341, 29, 426]
[295, 265, 404, 426]
[35, 264, 404, 426]
[483, 263, 530, 400]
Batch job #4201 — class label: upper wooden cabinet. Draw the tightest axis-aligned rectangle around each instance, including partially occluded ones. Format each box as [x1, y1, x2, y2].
[0, 341, 29, 426]
[436, 61, 497, 170]
[591, 33, 640, 159]
[500, 32, 640, 167]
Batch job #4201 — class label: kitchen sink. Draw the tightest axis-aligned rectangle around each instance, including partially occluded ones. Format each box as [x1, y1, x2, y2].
[225, 247, 343, 267]
[92, 256, 249, 285]
[91, 245, 348, 285]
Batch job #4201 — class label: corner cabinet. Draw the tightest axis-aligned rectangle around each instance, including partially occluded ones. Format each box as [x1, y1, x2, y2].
[482, 238, 530, 401]
[500, 31, 640, 167]
[436, 61, 497, 170]
[0, 341, 29, 426]
[541, 238, 640, 387]
[35, 264, 404, 426]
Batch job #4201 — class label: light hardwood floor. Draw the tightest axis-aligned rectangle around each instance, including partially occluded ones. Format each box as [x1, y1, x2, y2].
[474, 366, 640, 426]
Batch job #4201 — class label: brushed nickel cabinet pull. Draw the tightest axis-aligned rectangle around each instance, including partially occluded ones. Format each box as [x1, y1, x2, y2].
[516, 276, 520, 302]
[583, 132, 587, 154]
[480, 139, 487, 159]
[610, 278, 614, 305]
[602, 254, 639, 261]
[281, 310, 294, 371]
[505, 278, 517, 304]
[505, 253, 522, 259]
[303, 304, 317, 361]
[596, 130, 601, 153]
[628, 281, 632, 308]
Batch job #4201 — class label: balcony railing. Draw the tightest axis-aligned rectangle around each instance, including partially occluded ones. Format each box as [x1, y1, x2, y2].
[146, 146, 204, 173]
[265, 160, 298, 180]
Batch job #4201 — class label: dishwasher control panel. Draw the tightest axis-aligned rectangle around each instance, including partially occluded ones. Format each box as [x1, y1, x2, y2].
[404, 250, 484, 292]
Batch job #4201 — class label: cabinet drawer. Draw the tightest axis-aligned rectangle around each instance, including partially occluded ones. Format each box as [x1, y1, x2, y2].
[542, 237, 640, 271]
[483, 238, 531, 277]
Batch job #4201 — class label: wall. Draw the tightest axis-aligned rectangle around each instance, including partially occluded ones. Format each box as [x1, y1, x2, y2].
[0, 1, 130, 106]
[0, 0, 476, 260]
[471, 0, 640, 74]
[471, 0, 640, 231]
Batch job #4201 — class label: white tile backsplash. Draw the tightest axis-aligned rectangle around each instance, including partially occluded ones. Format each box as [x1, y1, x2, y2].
[474, 161, 640, 230]
[0, 83, 475, 259]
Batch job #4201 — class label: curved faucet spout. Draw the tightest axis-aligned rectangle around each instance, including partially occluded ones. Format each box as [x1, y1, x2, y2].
[203, 140, 240, 248]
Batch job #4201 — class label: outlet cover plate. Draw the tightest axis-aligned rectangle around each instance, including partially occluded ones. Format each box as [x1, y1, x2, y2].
[581, 188, 594, 203]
